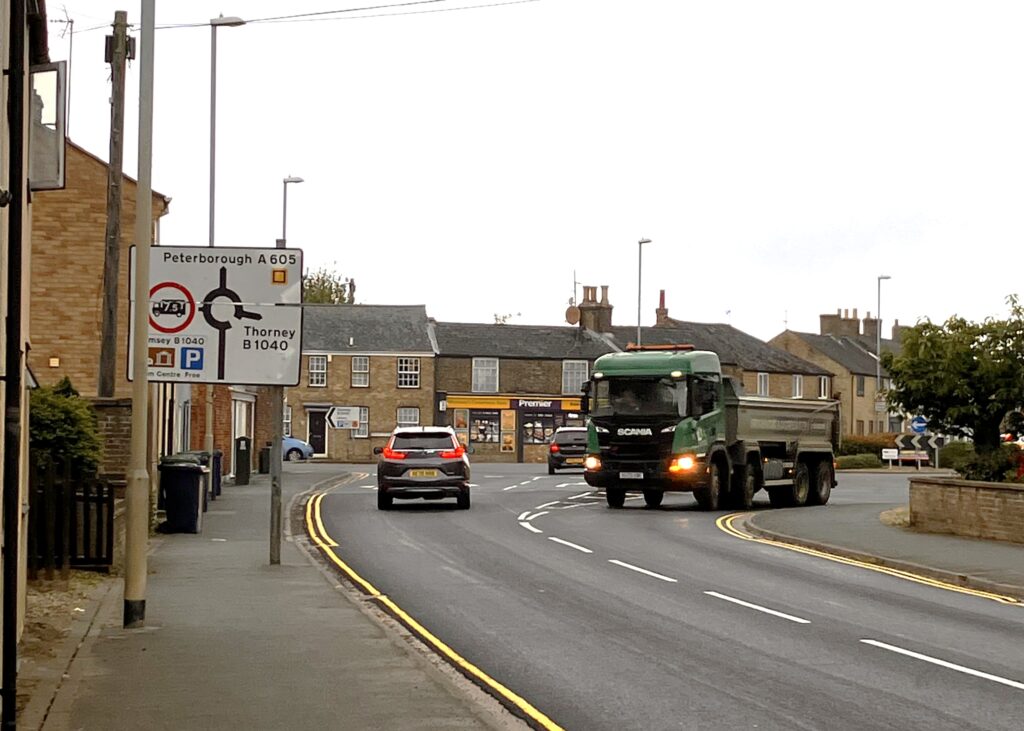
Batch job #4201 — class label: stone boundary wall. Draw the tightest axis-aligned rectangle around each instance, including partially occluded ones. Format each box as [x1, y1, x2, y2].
[909, 477, 1024, 544]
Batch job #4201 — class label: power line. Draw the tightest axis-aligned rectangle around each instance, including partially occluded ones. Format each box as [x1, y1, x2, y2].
[254, 0, 542, 25]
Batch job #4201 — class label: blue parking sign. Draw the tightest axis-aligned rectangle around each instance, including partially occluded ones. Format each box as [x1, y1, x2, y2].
[181, 347, 204, 371]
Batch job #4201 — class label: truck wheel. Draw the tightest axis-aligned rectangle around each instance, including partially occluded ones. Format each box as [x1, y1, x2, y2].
[767, 464, 810, 508]
[642, 489, 663, 508]
[731, 464, 757, 510]
[807, 461, 833, 505]
[606, 488, 626, 508]
[694, 462, 722, 510]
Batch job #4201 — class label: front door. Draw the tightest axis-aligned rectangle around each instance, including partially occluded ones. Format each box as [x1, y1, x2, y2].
[308, 410, 327, 456]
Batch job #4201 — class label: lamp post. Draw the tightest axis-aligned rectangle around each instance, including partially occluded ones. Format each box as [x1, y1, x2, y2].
[280, 176, 304, 245]
[637, 238, 651, 346]
[270, 176, 303, 565]
[876, 274, 891, 391]
[205, 14, 246, 471]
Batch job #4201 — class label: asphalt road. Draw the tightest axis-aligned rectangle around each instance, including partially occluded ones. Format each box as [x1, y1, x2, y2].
[315, 465, 1023, 731]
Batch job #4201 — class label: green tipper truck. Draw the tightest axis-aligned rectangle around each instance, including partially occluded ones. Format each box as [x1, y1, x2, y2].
[581, 347, 840, 510]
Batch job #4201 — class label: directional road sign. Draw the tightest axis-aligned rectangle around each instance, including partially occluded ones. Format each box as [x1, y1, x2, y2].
[327, 406, 361, 430]
[128, 246, 303, 385]
[895, 434, 944, 450]
[910, 415, 928, 434]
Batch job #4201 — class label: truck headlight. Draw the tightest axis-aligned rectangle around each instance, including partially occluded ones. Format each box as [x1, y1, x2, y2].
[584, 455, 601, 470]
[668, 455, 696, 473]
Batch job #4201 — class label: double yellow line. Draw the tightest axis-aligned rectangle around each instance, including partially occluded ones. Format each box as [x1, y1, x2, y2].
[305, 490, 564, 731]
[716, 513, 1022, 606]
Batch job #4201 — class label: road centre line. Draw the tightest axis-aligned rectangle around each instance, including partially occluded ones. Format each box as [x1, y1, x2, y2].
[548, 537, 593, 554]
[535, 501, 560, 510]
[860, 639, 1024, 691]
[519, 521, 542, 534]
[517, 511, 530, 521]
[608, 560, 677, 583]
[525, 511, 549, 522]
[503, 485, 520, 491]
[532, 476, 545, 481]
[567, 491, 593, 499]
[519, 480, 532, 486]
[704, 591, 811, 624]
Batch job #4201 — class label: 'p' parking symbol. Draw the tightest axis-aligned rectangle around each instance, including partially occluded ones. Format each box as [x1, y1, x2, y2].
[181, 348, 204, 371]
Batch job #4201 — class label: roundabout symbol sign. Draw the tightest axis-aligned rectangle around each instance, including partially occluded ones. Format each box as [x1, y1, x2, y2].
[149, 281, 196, 334]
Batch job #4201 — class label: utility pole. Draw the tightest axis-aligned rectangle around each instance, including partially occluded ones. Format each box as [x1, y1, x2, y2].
[98, 11, 131, 397]
[125, 0, 155, 629]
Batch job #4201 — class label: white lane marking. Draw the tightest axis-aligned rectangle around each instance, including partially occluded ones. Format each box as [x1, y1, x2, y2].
[519, 480, 532, 486]
[359, 485, 377, 490]
[519, 521, 542, 534]
[704, 591, 811, 624]
[608, 560, 678, 583]
[568, 491, 592, 499]
[548, 537, 593, 553]
[468, 483, 479, 487]
[503, 485, 519, 491]
[535, 501, 560, 510]
[532, 476, 545, 481]
[484, 475, 504, 478]
[524, 511, 549, 521]
[556, 483, 571, 488]
[860, 640, 1024, 691]
[517, 511, 531, 521]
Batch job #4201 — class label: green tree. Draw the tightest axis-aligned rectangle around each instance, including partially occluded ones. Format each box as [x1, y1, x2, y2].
[29, 377, 102, 470]
[302, 266, 355, 304]
[881, 296, 1024, 455]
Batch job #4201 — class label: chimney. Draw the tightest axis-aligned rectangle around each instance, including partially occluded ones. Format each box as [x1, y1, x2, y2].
[579, 284, 613, 332]
[835, 307, 860, 337]
[655, 289, 670, 326]
[819, 308, 841, 335]
[862, 311, 879, 343]
[891, 318, 908, 344]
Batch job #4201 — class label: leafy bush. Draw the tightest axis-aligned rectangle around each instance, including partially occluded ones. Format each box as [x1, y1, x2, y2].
[838, 433, 898, 457]
[937, 441, 1024, 482]
[836, 453, 883, 470]
[938, 441, 975, 475]
[29, 377, 102, 471]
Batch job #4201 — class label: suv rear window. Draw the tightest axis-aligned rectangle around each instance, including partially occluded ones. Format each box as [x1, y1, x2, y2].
[391, 433, 456, 451]
[553, 430, 587, 445]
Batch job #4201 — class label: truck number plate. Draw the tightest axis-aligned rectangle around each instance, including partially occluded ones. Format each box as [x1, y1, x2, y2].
[620, 471, 644, 480]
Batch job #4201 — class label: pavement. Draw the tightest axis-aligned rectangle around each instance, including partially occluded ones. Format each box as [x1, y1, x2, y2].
[18, 465, 1024, 729]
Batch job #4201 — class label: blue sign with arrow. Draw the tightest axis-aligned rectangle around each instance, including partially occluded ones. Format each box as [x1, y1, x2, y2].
[910, 415, 928, 434]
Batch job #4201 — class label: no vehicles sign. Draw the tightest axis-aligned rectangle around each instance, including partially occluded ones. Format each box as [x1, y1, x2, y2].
[128, 246, 303, 385]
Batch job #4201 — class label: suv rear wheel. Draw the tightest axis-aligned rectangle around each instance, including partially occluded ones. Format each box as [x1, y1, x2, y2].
[377, 489, 393, 511]
[457, 490, 471, 510]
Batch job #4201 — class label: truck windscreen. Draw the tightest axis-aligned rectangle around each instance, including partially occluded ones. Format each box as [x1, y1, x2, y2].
[590, 378, 686, 418]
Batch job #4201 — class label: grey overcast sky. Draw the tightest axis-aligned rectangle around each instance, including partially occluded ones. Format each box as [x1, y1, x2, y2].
[51, 1, 1024, 341]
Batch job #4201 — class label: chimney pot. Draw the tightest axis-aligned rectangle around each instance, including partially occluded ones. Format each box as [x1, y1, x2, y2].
[600, 285, 609, 304]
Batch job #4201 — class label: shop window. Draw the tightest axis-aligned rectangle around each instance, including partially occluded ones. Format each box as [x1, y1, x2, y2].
[523, 413, 557, 444]
[352, 356, 369, 387]
[472, 358, 499, 393]
[792, 374, 803, 399]
[397, 407, 420, 427]
[562, 360, 588, 395]
[757, 372, 769, 396]
[397, 357, 420, 388]
[308, 355, 327, 387]
[470, 410, 500, 443]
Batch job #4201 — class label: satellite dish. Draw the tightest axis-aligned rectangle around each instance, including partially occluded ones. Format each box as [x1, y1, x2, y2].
[565, 305, 580, 325]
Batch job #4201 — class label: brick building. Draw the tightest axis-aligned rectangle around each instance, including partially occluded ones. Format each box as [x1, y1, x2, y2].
[286, 305, 436, 461]
[770, 308, 907, 436]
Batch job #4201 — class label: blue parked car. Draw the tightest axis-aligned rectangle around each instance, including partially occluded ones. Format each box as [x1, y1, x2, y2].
[283, 436, 315, 461]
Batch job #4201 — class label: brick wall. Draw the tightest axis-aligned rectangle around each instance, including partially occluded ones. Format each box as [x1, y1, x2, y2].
[30, 143, 169, 398]
[188, 385, 235, 472]
[909, 477, 1024, 544]
[286, 353, 436, 461]
[89, 397, 132, 479]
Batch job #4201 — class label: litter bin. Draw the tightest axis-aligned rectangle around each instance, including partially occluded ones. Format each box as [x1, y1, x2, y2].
[235, 436, 252, 485]
[157, 454, 206, 534]
[258, 444, 271, 474]
[211, 449, 223, 497]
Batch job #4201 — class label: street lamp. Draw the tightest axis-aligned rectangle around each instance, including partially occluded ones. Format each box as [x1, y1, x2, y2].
[205, 14, 246, 466]
[876, 274, 891, 391]
[280, 176, 304, 245]
[637, 238, 651, 346]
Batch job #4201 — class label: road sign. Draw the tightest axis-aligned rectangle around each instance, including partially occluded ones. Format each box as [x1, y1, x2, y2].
[327, 406, 362, 430]
[128, 246, 303, 385]
[895, 434, 944, 450]
[910, 415, 928, 434]
[881, 448, 898, 461]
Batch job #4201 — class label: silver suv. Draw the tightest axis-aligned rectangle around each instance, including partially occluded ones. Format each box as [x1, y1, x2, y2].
[373, 426, 471, 510]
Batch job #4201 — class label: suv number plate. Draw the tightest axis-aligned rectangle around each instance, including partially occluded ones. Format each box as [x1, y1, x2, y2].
[409, 469, 439, 478]
[620, 471, 644, 480]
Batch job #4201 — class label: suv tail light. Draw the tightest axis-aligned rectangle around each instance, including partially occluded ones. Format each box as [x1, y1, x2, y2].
[439, 444, 465, 459]
[549, 444, 560, 453]
[382, 444, 406, 460]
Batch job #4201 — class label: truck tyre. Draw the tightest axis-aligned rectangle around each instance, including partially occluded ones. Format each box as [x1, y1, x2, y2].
[730, 464, 757, 510]
[642, 489, 663, 508]
[808, 461, 833, 505]
[767, 464, 810, 508]
[606, 487, 626, 508]
[694, 462, 723, 510]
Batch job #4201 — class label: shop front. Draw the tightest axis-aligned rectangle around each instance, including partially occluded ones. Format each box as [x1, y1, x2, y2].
[445, 395, 583, 463]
